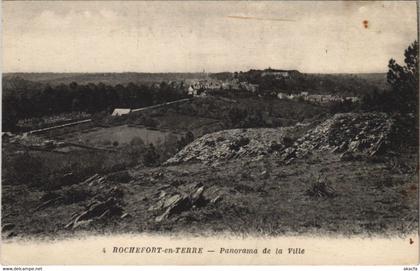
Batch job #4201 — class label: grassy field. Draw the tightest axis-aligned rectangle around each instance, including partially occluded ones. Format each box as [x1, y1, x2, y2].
[2, 146, 417, 237]
[65, 125, 177, 147]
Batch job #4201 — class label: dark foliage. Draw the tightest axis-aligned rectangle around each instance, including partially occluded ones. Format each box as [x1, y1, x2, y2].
[143, 144, 160, 167]
[306, 177, 336, 198]
[329, 99, 356, 114]
[235, 69, 381, 97]
[2, 78, 188, 130]
[361, 40, 418, 114]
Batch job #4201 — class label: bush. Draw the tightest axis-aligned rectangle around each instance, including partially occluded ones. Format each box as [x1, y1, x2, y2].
[329, 99, 355, 114]
[142, 116, 158, 128]
[306, 175, 336, 198]
[130, 136, 145, 147]
[143, 144, 160, 167]
[177, 131, 195, 150]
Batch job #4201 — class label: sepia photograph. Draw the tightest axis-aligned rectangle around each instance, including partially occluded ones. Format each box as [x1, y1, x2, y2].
[1, 0, 418, 266]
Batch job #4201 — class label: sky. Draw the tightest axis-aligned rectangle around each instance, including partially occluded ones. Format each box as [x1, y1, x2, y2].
[2, 1, 418, 73]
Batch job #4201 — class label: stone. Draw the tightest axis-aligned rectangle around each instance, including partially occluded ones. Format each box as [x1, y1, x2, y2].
[2, 223, 15, 232]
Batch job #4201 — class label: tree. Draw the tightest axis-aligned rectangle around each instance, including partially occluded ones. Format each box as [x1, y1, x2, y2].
[143, 144, 160, 167]
[387, 40, 418, 113]
[2, 95, 19, 130]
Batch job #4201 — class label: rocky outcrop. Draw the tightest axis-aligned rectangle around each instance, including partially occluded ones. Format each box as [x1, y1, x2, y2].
[292, 112, 394, 158]
[166, 113, 395, 165]
[165, 127, 297, 165]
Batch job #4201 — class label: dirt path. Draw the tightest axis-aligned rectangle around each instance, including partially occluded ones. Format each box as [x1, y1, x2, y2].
[131, 98, 192, 112]
[29, 119, 92, 134]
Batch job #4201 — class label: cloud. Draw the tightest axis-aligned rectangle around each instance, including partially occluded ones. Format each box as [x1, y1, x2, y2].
[2, 1, 417, 73]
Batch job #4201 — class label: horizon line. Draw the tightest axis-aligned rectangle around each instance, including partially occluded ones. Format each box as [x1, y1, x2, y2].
[2, 70, 389, 75]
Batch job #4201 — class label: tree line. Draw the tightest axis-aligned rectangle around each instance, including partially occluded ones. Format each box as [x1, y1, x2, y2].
[233, 69, 382, 97]
[2, 78, 188, 130]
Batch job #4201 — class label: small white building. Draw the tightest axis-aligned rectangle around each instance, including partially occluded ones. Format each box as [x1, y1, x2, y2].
[277, 93, 287, 100]
[188, 86, 195, 96]
[112, 108, 132, 116]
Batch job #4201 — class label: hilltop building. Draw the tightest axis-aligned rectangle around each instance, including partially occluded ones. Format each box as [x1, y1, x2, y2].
[261, 68, 300, 79]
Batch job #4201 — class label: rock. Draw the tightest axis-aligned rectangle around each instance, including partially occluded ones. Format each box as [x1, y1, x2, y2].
[155, 208, 171, 222]
[165, 127, 294, 165]
[288, 112, 394, 158]
[154, 194, 192, 222]
[348, 141, 360, 152]
[65, 197, 124, 230]
[2, 223, 15, 232]
[330, 146, 340, 153]
[202, 186, 224, 204]
[280, 147, 296, 161]
[158, 191, 166, 199]
[120, 213, 131, 219]
[210, 195, 222, 204]
[151, 183, 224, 222]
[191, 186, 204, 202]
[72, 219, 93, 230]
[260, 170, 269, 179]
[5, 231, 17, 238]
[285, 158, 295, 165]
[163, 195, 182, 208]
[82, 174, 100, 184]
[34, 196, 63, 211]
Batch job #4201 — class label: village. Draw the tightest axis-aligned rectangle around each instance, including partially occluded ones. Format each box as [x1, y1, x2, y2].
[185, 69, 360, 105]
[109, 68, 362, 118]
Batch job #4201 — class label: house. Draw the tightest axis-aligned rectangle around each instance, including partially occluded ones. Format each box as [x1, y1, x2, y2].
[112, 108, 131, 116]
[187, 86, 195, 96]
[188, 85, 207, 97]
[222, 80, 240, 90]
[261, 68, 300, 79]
[277, 93, 287, 99]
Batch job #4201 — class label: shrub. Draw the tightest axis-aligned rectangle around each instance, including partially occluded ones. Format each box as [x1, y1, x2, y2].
[143, 144, 160, 167]
[142, 116, 158, 128]
[329, 99, 355, 114]
[306, 175, 336, 198]
[130, 136, 145, 147]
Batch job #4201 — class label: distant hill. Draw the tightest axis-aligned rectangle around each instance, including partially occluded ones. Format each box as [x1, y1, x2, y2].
[234, 70, 389, 97]
[3, 71, 389, 97]
[352, 73, 390, 91]
[2, 72, 209, 86]
[303, 73, 389, 95]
